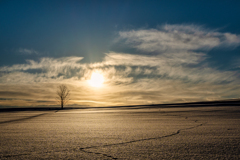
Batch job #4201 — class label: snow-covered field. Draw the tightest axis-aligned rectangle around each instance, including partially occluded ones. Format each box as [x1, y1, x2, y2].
[0, 106, 240, 159]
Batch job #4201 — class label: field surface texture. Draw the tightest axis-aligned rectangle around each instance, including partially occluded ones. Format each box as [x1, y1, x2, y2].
[0, 105, 240, 159]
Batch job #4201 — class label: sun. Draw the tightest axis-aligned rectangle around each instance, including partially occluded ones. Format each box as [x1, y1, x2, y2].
[88, 72, 104, 87]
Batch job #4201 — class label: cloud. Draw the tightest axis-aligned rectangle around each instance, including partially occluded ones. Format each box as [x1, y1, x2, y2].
[1, 24, 240, 107]
[102, 51, 205, 66]
[119, 24, 240, 53]
[18, 48, 39, 55]
[0, 56, 85, 83]
[94, 52, 236, 84]
[0, 56, 84, 72]
[231, 58, 240, 70]
[0, 91, 30, 97]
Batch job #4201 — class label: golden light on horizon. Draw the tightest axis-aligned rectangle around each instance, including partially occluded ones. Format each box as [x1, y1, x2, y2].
[88, 72, 104, 87]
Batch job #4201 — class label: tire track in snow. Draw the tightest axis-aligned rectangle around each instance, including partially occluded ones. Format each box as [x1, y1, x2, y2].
[79, 148, 118, 160]
[79, 120, 206, 160]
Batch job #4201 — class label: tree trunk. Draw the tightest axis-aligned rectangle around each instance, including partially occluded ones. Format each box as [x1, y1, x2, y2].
[61, 100, 63, 109]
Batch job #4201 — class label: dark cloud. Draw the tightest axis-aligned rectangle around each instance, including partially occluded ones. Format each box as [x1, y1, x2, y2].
[0, 91, 30, 97]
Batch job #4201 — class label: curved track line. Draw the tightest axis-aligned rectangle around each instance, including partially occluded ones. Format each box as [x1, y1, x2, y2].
[79, 122, 206, 160]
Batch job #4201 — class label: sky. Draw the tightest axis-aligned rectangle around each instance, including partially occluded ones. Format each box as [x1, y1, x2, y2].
[1, 0, 240, 107]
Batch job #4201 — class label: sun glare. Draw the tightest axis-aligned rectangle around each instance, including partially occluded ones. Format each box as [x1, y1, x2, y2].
[88, 72, 104, 87]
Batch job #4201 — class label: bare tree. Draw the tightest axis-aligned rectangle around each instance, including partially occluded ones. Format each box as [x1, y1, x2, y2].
[57, 84, 70, 109]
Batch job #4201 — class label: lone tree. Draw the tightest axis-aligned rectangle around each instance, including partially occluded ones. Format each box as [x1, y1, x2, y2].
[57, 84, 70, 109]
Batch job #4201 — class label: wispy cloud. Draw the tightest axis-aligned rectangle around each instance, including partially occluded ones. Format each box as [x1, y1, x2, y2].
[119, 24, 240, 53]
[1, 24, 240, 107]
[18, 48, 39, 55]
[0, 56, 84, 83]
